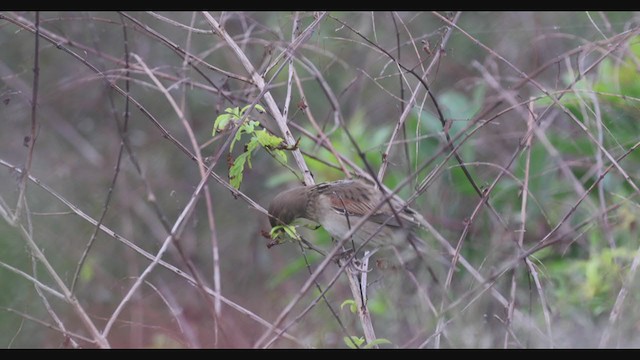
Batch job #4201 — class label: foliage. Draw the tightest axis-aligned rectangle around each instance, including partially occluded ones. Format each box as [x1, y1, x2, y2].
[213, 104, 289, 189]
[343, 336, 392, 349]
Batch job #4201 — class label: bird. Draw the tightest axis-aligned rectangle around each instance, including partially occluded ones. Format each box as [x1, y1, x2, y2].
[268, 178, 428, 252]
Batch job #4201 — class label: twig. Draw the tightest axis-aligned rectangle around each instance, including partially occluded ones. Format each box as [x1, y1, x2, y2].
[154, 280, 201, 348]
[118, 12, 252, 84]
[281, 12, 298, 128]
[12, 11, 40, 225]
[389, 12, 412, 181]
[521, 102, 553, 347]
[599, 231, 640, 347]
[2, 307, 95, 345]
[435, 137, 640, 330]
[472, 60, 599, 214]
[70, 84, 127, 292]
[30, 252, 80, 348]
[291, 67, 351, 176]
[146, 11, 214, 34]
[261, 248, 359, 348]
[0, 158, 305, 346]
[586, 82, 616, 250]
[296, 240, 355, 348]
[202, 12, 381, 347]
[184, 12, 224, 345]
[0, 261, 64, 300]
[332, 14, 509, 232]
[340, 251, 378, 348]
[433, 12, 640, 200]
[202, 11, 324, 186]
[16, 224, 110, 347]
[102, 154, 217, 337]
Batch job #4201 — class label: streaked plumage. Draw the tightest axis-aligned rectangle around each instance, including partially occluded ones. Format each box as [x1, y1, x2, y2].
[268, 179, 427, 249]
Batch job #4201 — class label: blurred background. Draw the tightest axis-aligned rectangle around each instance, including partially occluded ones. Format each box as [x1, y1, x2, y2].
[1, 11, 640, 348]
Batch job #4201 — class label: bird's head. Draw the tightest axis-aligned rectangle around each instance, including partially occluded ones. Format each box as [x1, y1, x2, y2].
[268, 186, 311, 228]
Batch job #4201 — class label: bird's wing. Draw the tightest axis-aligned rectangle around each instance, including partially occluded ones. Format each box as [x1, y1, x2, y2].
[317, 180, 410, 227]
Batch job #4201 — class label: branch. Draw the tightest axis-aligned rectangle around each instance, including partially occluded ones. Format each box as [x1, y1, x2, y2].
[202, 11, 324, 186]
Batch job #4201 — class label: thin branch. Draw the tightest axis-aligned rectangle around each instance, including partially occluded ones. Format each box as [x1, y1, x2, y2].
[0, 158, 305, 346]
[102, 148, 217, 337]
[331, 13, 509, 232]
[433, 12, 640, 199]
[30, 252, 80, 348]
[202, 11, 323, 186]
[0, 261, 64, 300]
[118, 12, 252, 84]
[13, 11, 40, 225]
[599, 229, 640, 347]
[1, 307, 96, 345]
[521, 102, 553, 347]
[16, 224, 110, 347]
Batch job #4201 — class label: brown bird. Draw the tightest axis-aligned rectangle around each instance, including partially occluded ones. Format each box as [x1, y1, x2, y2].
[268, 178, 428, 251]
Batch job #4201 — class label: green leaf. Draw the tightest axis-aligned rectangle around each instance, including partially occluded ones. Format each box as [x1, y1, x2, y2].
[229, 151, 250, 189]
[340, 299, 358, 314]
[213, 107, 242, 135]
[343, 336, 365, 349]
[231, 120, 259, 151]
[227, 107, 240, 117]
[255, 129, 284, 148]
[270, 224, 300, 241]
[213, 114, 233, 135]
[255, 130, 288, 163]
[240, 103, 266, 115]
[364, 338, 392, 348]
[246, 136, 259, 154]
[221, 103, 286, 190]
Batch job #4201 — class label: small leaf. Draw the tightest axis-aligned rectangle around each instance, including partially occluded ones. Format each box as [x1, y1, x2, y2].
[231, 120, 260, 151]
[343, 336, 365, 349]
[341, 299, 358, 314]
[246, 120, 259, 132]
[282, 225, 299, 239]
[229, 152, 250, 189]
[213, 107, 242, 136]
[270, 224, 301, 241]
[255, 130, 288, 164]
[240, 103, 266, 115]
[240, 104, 253, 115]
[270, 226, 284, 239]
[364, 338, 392, 349]
[213, 113, 233, 135]
[246, 136, 259, 153]
[227, 107, 240, 118]
[255, 129, 284, 148]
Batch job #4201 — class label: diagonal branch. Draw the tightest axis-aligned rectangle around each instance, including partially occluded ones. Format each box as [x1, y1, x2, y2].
[202, 11, 325, 186]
